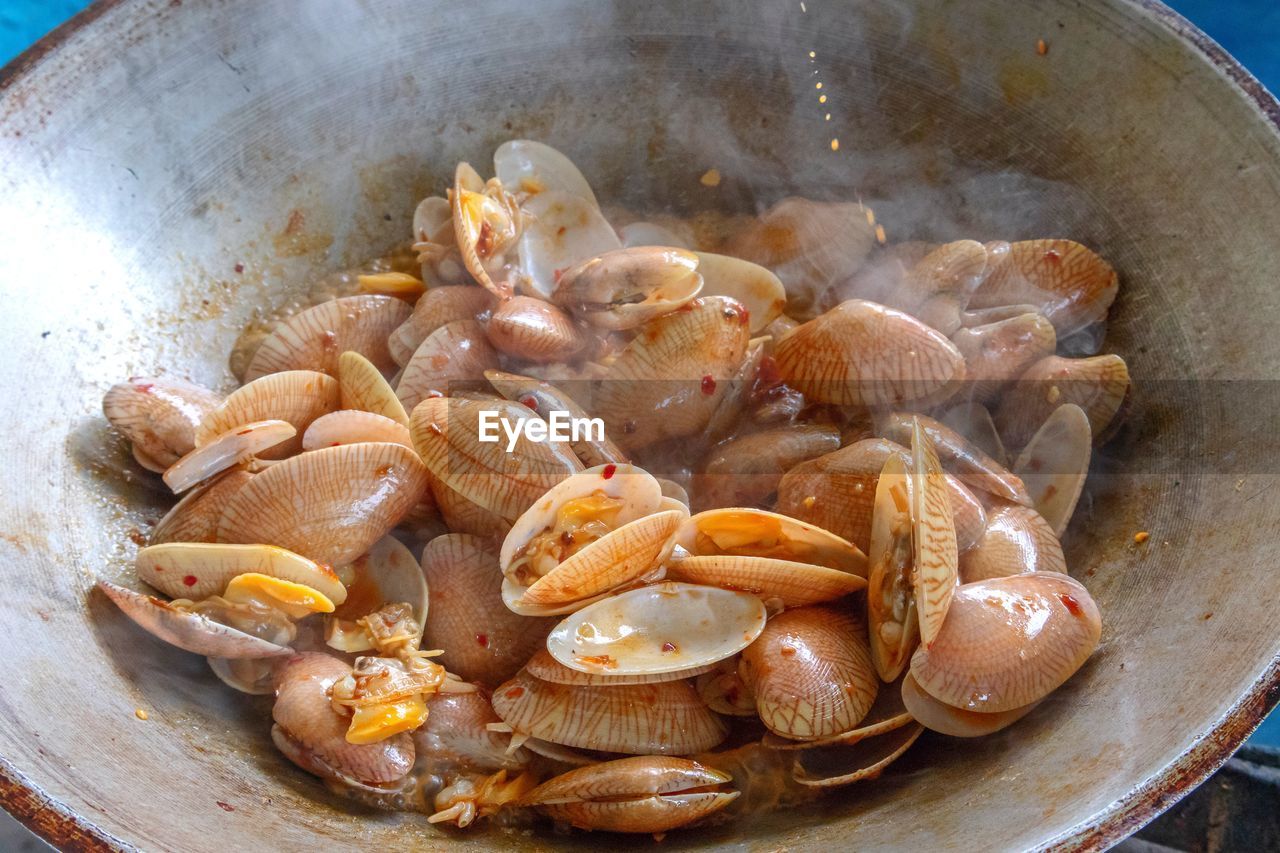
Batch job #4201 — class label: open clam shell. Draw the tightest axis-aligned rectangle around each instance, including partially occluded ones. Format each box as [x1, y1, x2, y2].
[327, 536, 427, 650]
[494, 140, 598, 206]
[881, 412, 1030, 506]
[486, 369, 626, 468]
[553, 246, 703, 330]
[102, 377, 221, 469]
[1011, 403, 1093, 537]
[866, 453, 916, 683]
[995, 354, 1130, 449]
[196, 370, 340, 459]
[666, 555, 865, 608]
[967, 239, 1118, 337]
[162, 419, 296, 494]
[387, 285, 496, 368]
[491, 668, 728, 755]
[675, 507, 866, 575]
[421, 534, 554, 687]
[517, 190, 622, 299]
[301, 410, 413, 451]
[150, 468, 253, 544]
[452, 162, 522, 298]
[135, 542, 347, 604]
[396, 319, 501, 411]
[546, 582, 767, 676]
[693, 252, 786, 333]
[524, 648, 712, 686]
[740, 606, 879, 741]
[959, 503, 1067, 583]
[950, 312, 1057, 402]
[411, 395, 583, 523]
[900, 671, 1039, 737]
[338, 350, 410, 426]
[216, 442, 429, 567]
[243, 294, 411, 381]
[910, 417, 959, 648]
[98, 580, 293, 659]
[909, 572, 1102, 713]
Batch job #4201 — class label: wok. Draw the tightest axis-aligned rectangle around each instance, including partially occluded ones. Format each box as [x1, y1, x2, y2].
[0, 0, 1277, 849]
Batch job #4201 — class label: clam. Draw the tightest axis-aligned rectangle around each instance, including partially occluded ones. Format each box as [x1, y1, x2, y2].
[414, 690, 531, 774]
[486, 369, 626, 468]
[519, 756, 737, 834]
[775, 438, 986, 554]
[387, 285, 497, 368]
[879, 412, 1030, 506]
[967, 239, 1118, 336]
[593, 296, 751, 451]
[243, 294, 411, 381]
[396, 319, 500, 411]
[790, 722, 924, 787]
[773, 300, 966, 407]
[693, 252, 786, 333]
[135, 541, 347, 604]
[196, 370, 340, 458]
[959, 503, 1066, 583]
[546, 582, 767, 676]
[499, 464, 684, 610]
[695, 658, 757, 716]
[724, 198, 875, 320]
[493, 139, 598, 207]
[900, 672, 1038, 737]
[326, 536, 428, 652]
[1011, 403, 1093, 537]
[429, 475, 513, 539]
[162, 419, 296, 493]
[740, 606, 879, 741]
[995, 354, 1131, 449]
[150, 468, 253, 544]
[490, 668, 728, 754]
[410, 396, 583, 523]
[702, 335, 768, 443]
[208, 656, 278, 695]
[338, 350, 410, 426]
[938, 401, 1007, 465]
[524, 648, 712, 686]
[553, 246, 703, 330]
[301, 410, 413, 451]
[950, 312, 1057, 402]
[102, 377, 221, 470]
[484, 295, 589, 363]
[421, 534, 555, 687]
[666, 555, 865, 609]
[452, 162, 524, 298]
[909, 572, 1102, 713]
[98, 580, 294, 659]
[694, 424, 841, 511]
[216, 442, 429, 567]
[516, 190, 622, 299]
[884, 240, 989, 335]
[761, 675, 913, 750]
[909, 418, 959, 647]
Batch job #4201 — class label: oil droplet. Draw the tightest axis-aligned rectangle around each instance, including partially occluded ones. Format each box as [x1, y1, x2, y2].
[135, 708, 149, 721]
[700, 168, 721, 187]
[815, 82, 823, 90]
[825, 113, 831, 121]
[819, 94, 827, 104]
[808, 50, 816, 58]
[830, 139, 840, 152]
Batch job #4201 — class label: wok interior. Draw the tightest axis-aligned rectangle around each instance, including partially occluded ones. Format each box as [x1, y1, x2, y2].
[2, 0, 1279, 849]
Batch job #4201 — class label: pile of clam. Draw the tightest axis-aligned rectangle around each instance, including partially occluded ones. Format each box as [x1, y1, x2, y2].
[97, 141, 1122, 836]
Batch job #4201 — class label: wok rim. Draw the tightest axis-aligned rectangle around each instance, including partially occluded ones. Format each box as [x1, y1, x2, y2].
[0, 0, 1276, 850]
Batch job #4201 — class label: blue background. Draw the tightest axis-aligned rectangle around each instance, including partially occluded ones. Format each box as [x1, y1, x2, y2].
[0, 0, 1276, 748]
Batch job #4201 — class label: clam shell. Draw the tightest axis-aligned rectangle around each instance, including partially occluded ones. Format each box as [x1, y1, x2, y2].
[411, 396, 583, 522]
[1011, 403, 1092, 537]
[414, 691, 531, 773]
[939, 401, 1007, 466]
[429, 475, 513, 538]
[594, 296, 751, 451]
[485, 369, 626, 468]
[666, 555, 865, 608]
[216, 442, 428, 567]
[950, 312, 1057, 402]
[761, 675, 912, 749]
[909, 572, 1102, 712]
[910, 417, 959, 648]
[693, 252, 786, 333]
[243, 294, 411, 381]
[331, 536, 427, 640]
[676, 507, 866, 575]
[98, 581, 293, 659]
[882, 240, 988, 335]
[959, 503, 1066, 583]
[553, 247, 703, 330]
[162, 419, 296, 494]
[900, 671, 1038, 737]
[387, 285, 496, 368]
[967, 239, 1118, 336]
[866, 453, 916, 683]
[695, 659, 756, 716]
[338, 350, 410, 426]
[484, 296, 588, 362]
[135, 542, 346, 604]
[547, 582, 766, 676]
[773, 299, 966, 407]
[197, 370, 340, 458]
[740, 606, 878, 740]
[208, 657, 277, 695]
[702, 335, 767, 443]
[413, 195, 454, 244]
[421, 534, 554, 687]
[524, 648, 712, 686]
[452, 162, 521, 297]
[491, 668, 728, 755]
[995, 354, 1130, 449]
[619, 220, 693, 249]
[881, 412, 1030, 506]
[517, 190, 622, 299]
[301, 410, 413, 451]
[791, 722, 924, 788]
[102, 377, 221, 468]
[150, 468, 253, 544]
[694, 423, 841, 511]
[396, 319, 501, 411]
[494, 140, 598, 207]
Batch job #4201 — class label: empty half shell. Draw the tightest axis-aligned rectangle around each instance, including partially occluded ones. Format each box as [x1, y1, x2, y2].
[243, 295, 410, 381]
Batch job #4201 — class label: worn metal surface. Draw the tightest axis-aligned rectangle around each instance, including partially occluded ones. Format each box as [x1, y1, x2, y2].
[0, 0, 1278, 850]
